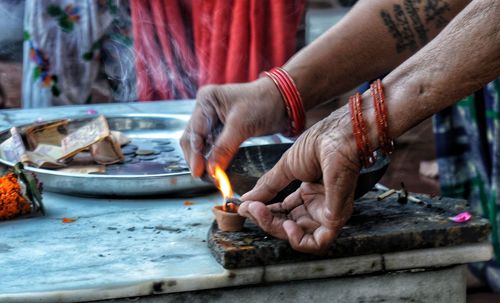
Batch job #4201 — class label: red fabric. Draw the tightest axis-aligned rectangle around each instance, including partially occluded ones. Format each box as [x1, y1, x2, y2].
[131, 0, 305, 101]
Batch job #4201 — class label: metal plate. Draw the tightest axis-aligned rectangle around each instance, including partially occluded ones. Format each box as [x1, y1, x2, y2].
[227, 143, 390, 201]
[0, 114, 289, 197]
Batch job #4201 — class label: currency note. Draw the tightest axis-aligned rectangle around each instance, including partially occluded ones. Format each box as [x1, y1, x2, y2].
[60, 115, 110, 160]
[111, 131, 130, 146]
[25, 119, 68, 149]
[0, 127, 29, 163]
[90, 135, 124, 165]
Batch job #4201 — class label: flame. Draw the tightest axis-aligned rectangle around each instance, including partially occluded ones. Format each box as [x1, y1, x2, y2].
[213, 165, 233, 199]
[212, 165, 235, 212]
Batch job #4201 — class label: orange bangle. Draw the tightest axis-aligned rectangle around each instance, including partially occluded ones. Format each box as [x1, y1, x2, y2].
[349, 92, 375, 167]
[370, 79, 394, 154]
[262, 67, 305, 136]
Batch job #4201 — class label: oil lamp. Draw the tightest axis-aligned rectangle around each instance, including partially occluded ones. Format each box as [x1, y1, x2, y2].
[211, 165, 245, 231]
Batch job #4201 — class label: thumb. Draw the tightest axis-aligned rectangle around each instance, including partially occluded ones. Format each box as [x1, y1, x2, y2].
[322, 158, 358, 229]
[241, 150, 295, 203]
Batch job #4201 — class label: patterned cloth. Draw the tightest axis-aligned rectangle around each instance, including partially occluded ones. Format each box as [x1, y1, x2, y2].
[22, 0, 134, 108]
[434, 78, 500, 290]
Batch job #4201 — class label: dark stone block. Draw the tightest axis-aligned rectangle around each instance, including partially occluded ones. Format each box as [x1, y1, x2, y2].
[208, 191, 490, 269]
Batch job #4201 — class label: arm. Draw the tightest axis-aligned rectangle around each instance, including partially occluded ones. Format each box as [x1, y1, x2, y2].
[286, 0, 470, 109]
[240, 0, 500, 253]
[181, 0, 470, 176]
[370, 0, 500, 143]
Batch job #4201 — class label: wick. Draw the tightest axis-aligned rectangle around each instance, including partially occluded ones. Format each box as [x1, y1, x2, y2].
[223, 197, 241, 213]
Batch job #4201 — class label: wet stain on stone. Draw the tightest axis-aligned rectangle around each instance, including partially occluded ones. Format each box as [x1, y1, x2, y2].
[167, 280, 177, 287]
[152, 281, 164, 293]
[0, 243, 13, 253]
[151, 254, 193, 262]
[227, 272, 236, 279]
[155, 225, 184, 233]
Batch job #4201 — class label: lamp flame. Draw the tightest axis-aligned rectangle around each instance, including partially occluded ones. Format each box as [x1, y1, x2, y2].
[212, 165, 235, 212]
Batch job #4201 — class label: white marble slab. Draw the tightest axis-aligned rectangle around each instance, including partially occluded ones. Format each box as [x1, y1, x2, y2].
[0, 101, 493, 303]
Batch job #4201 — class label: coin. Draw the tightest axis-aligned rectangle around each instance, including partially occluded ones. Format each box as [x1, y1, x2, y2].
[122, 149, 136, 156]
[122, 144, 138, 155]
[135, 149, 159, 156]
[152, 140, 172, 145]
[137, 154, 158, 161]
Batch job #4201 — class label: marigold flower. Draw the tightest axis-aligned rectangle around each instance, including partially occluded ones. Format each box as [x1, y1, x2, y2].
[0, 173, 32, 220]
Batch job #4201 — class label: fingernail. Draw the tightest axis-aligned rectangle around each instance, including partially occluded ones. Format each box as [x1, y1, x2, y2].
[241, 191, 252, 200]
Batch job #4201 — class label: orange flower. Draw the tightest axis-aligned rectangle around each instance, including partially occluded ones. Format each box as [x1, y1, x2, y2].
[183, 201, 194, 205]
[0, 173, 31, 220]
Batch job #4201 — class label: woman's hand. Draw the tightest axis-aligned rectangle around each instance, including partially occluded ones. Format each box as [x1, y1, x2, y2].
[238, 106, 361, 254]
[180, 77, 288, 177]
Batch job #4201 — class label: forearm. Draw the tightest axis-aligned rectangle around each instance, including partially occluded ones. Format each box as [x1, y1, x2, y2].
[284, 0, 469, 110]
[366, 0, 500, 144]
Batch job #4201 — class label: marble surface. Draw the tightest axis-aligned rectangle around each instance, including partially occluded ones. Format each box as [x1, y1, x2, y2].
[0, 102, 493, 303]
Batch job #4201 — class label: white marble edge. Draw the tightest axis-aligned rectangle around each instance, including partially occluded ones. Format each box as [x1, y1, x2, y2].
[0, 268, 264, 303]
[382, 241, 493, 271]
[0, 242, 491, 303]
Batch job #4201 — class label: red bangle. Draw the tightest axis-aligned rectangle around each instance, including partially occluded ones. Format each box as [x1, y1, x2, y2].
[262, 67, 305, 136]
[370, 79, 394, 154]
[349, 92, 375, 167]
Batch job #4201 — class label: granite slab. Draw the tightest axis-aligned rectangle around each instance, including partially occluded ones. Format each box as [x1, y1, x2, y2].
[208, 190, 491, 269]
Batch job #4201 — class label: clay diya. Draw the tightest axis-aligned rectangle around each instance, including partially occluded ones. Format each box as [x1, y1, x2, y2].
[211, 165, 246, 232]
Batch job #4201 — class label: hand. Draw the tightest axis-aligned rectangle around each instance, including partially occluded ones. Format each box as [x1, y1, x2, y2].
[238, 106, 361, 254]
[180, 77, 288, 177]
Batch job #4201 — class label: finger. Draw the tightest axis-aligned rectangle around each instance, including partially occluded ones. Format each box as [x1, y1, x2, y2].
[245, 201, 288, 240]
[267, 203, 289, 216]
[180, 95, 218, 177]
[207, 115, 247, 173]
[295, 216, 321, 234]
[238, 201, 263, 226]
[181, 128, 205, 177]
[280, 186, 303, 211]
[283, 220, 336, 254]
[288, 204, 310, 221]
[241, 150, 295, 202]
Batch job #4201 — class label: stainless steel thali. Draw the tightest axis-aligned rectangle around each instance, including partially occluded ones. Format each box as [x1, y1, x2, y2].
[0, 114, 288, 197]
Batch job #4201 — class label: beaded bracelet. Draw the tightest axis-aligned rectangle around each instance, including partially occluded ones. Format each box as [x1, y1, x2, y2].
[349, 93, 375, 167]
[370, 79, 394, 155]
[262, 67, 305, 136]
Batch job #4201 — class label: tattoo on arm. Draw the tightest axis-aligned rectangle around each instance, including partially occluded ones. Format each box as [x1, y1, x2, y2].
[404, 0, 428, 45]
[380, 0, 450, 53]
[381, 5, 418, 52]
[424, 0, 450, 28]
